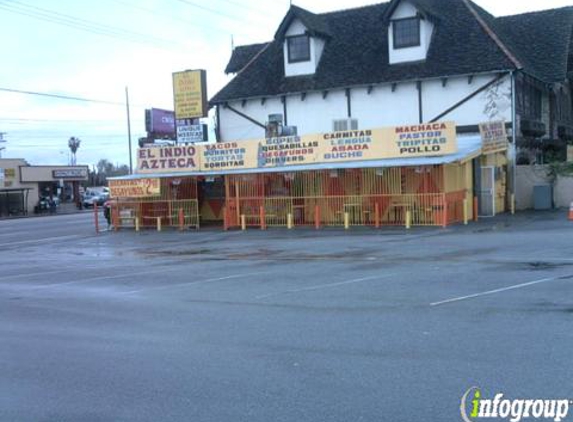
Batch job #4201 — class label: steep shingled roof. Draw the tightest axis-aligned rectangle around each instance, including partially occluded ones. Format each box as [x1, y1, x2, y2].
[225, 42, 269, 74]
[212, 0, 571, 104]
[493, 7, 573, 82]
[382, 0, 441, 23]
[275, 5, 332, 40]
[468, 1, 573, 82]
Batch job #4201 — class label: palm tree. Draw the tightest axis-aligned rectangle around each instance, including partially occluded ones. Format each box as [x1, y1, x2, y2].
[68, 137, 81, 165]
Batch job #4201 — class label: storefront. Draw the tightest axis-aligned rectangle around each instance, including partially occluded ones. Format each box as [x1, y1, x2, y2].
[0, 159, 89, 215]
[108, 121, 508, 230]
[20, 166, 88, 205]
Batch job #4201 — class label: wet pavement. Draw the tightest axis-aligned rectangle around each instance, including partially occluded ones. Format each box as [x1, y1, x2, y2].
[1, 211, 573, 421]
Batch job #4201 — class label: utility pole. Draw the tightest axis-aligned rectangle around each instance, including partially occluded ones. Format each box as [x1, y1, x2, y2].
[0, 132, 6, 158]
[125, 86, 133, 174]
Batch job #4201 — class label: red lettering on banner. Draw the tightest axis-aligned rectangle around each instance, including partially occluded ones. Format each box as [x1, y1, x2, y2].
[395, 123, 447, 133]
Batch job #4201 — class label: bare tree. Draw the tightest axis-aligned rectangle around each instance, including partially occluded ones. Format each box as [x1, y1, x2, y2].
[94, 159, 129, 184]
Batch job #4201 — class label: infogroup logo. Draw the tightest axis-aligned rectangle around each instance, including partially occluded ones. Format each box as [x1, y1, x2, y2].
[460, 387, 572, 422]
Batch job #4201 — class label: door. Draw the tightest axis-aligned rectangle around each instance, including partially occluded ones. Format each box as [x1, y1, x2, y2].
[479, 166, 495, 217]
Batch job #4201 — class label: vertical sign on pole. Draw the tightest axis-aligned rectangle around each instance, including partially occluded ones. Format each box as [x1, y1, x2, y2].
[126, 87, 133, 174]
[172, 70, 208, 144]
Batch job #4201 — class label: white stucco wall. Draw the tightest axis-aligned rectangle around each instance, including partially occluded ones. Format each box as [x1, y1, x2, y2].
[283, 19, 324, 77]
[219, 98, 283, 141]
[515, 165, 573, 209]
[287, 91, 347, 133]
[313, 38, 326, 67]
[351, 82, 419, 128]
[388, 2, 434, 65]
[217, 72, 511, 141]
[285, 19, 306, 37]
[555, 177, 573, 208]
[423, 75, 512, 124]
[391, 1, 418, 19]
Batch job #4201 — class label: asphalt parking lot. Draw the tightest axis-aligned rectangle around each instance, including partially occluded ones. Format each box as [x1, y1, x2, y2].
[1, 211, 573, 421]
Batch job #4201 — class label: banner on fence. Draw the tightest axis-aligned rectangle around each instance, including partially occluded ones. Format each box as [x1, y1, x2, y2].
[109, 178, 161, 198]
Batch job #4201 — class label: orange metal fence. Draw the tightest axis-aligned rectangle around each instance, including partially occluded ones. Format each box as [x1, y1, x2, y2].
[111, 199, 199, 230]
[105, 167, 471, 231]
[224, 191, 468, 229]
[223, 167, 470, 229]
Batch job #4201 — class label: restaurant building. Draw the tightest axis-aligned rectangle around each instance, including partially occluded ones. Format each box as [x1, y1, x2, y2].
[108, 120, 506, 230]
[108, 0, 573, 230]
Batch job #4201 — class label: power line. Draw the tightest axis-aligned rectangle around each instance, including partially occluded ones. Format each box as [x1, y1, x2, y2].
[0, 117, 127, 123]
[104, 0, 257, 38]
[1, 0, 184, 47]
[200, 0, 283, 20]
[10, 143, 134, 148]
[0, 0, 189, 51]
[8, 134, 139, 138]
[0, 86, 146, 107]
[174, 0, 266, 24]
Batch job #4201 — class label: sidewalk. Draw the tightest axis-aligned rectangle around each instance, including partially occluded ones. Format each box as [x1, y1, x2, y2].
[0, 202, 92, 220]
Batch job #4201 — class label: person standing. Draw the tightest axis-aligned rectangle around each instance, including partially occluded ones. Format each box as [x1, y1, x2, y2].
[103, 200, 111, 228]
[48, 196, 57, 214]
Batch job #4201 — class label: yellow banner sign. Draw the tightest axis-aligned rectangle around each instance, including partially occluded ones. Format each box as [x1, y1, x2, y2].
[479, 121, 508, 154]
[109, 178, 161, 198]
[136, 121, 458, 174]
[201, 142, 253, 171]
[173, 70, 207, 119]
[137, 145, 200, 174]
[317, 122, 457, 163]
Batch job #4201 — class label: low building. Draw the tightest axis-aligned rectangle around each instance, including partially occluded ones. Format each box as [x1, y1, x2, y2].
[211, 0, 573, 207]
[0, 158, 89, 217]
[107, 0, 573, 229]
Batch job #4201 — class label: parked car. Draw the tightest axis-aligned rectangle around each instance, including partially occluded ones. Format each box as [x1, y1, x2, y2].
[98, 191, 110, 203]
[82, 193, 104, 208]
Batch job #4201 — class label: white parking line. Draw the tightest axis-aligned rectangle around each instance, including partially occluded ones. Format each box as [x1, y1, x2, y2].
[0, 267, 97, 282]
[430, 274, 573, 307]
[123, 271, 267, 294]
[32, 268, 175, 290]
[0, 234, 82, 247]
[255, 274, 395, 300]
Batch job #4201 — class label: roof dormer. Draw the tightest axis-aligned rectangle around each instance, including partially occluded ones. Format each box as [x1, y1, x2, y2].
[275, 6, 330, 77]
[385, 0, 435, 65]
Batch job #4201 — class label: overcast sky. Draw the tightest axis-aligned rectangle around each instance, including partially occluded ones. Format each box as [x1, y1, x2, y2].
[0, 0, 571, 168]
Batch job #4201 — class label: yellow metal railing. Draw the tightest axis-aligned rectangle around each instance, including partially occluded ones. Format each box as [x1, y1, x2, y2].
[111, 199, 199, 231]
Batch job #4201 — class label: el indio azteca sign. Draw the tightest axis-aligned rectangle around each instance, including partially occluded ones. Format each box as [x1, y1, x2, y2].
[136, 121, 457, 174]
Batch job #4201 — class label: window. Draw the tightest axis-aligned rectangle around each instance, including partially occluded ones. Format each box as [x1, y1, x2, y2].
[333, 119, 358, 132]
[393, 17, 421, 49]
[556, 88, 572, 123]
[523, 84, 542, 120]
[287, 35, 310, 63]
